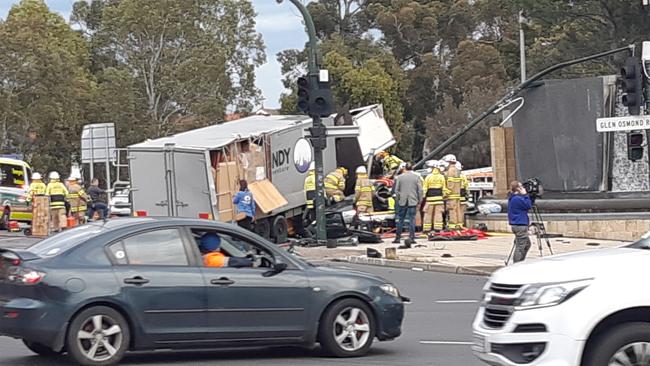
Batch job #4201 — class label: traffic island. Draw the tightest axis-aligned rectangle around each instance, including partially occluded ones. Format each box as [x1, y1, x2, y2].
[294, 234, 628, 275]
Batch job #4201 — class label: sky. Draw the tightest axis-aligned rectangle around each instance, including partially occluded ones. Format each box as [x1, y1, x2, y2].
[0, 0, 310, 109]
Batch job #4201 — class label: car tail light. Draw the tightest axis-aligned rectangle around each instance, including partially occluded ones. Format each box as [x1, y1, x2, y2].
[8, 268, 46, 285]
[198, 213, 211, 219]
[135, 210, 147, 217]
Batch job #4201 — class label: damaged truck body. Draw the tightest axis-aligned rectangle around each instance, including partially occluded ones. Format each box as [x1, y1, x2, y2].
[127, 105, 394, 243]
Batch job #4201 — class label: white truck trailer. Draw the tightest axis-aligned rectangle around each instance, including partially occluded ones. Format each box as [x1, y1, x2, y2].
[127, 105, 394, 243]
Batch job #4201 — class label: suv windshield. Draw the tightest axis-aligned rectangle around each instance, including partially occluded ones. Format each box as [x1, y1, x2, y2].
[29, 225, 105, 257]
[0, 163, 27, 189]
[626, 233, 650, 249]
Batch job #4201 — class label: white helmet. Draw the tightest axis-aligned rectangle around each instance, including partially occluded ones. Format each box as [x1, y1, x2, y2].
[425, 160, 438, 168]
[32, 172, 42, 180]
[356, 166, 367, 174]
[67, 176, 77, 182]
[49, 171, 60, 180]
[309, 161, 315, 171]
[443, 154, 457, 163]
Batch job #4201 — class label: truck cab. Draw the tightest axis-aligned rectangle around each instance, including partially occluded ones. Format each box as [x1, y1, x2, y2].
[0, 158, 32, 229]
[473, 233, 650, 366]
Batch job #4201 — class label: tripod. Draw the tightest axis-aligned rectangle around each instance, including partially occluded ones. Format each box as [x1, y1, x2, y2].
[505, 204, 554, 265]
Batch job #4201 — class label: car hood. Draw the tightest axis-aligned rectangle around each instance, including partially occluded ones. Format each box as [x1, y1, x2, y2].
[491, 246, 646, 284]
[310, 264, 388, 284]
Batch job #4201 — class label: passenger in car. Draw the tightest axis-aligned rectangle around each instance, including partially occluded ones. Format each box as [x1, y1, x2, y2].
[199, 233, 253, 268]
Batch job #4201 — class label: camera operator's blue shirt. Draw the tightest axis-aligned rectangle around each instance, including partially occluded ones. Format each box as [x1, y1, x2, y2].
[508, 194, 532, 225]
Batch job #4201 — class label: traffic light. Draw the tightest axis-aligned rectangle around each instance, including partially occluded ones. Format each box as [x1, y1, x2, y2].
[295, 73, 334, 117]
[627, 132, 644, 161]
[621, 57, 644, 116]
[297, 76, 310, 114]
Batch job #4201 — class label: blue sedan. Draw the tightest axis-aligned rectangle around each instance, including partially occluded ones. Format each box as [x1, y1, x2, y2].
[0, 217, 405, 365]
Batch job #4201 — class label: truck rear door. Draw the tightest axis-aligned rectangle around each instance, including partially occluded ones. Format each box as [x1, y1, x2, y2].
[171, 149, 215, 219]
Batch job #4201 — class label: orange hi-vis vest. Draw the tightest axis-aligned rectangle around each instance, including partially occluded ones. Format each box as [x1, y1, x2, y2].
[203, 251, 229, 267]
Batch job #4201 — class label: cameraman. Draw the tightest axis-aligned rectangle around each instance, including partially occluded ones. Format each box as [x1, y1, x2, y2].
[508, 181, 533, 263]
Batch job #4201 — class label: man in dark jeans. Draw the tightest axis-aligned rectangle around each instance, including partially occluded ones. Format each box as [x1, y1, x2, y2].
[87, 178, 110, 220]
[392, 163, 423, 246]
[508, 181, 533, 262]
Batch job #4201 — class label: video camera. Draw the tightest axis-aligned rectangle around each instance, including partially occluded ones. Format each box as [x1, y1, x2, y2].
[522, 178, 543, 203]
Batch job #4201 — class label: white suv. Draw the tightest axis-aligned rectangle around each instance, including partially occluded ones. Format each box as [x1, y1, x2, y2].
[472, 237, 650, 366]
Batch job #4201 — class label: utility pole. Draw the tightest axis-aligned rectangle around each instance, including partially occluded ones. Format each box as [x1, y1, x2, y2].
[278, 0, 330, 246]
[519, 10, 527, 83]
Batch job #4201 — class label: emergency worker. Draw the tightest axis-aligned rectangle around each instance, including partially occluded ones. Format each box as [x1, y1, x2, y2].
[45, 172, 68, 231]
[422, 161, 449, 232]
[304, 162, 316, 210]
[26, 173, 46, 204]
[67, 174, 89, 223]
[443, 155, 463, 229]
[458, 162, 470, 222]
[376, 151, 404, 176]
[200, 233, 253, 268]
[324, 167, 347, 203]
[354, 166, 374, 213]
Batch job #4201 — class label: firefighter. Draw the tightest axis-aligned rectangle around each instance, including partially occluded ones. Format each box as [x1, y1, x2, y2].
[422, 161, 449, 232]
[303, 162, 316, 226]
[354, 166, 374, 213]
[376, 151, 404, 176]
[26, 172, 46, 204]
[458, 162, 469, 223]
[443, 154, 463, 229]
[324, 167, 347, 203]
[45, 172, 68, 232]
[67, 174, 90, 224]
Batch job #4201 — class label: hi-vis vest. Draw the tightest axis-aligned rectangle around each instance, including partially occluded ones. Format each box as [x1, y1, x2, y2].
[354, 174, 374, 207]
[460, 175, 469, 202]
[423, 169, 448, 205]
[304, 171, 316, 209]
[383, 155, 403, 172]
[46, 181, 68, 208]
[67, 183, 88, 212]
[27, 182, 46, 202]
[204, 251, 229, 267]
[324, 170, 345, 191]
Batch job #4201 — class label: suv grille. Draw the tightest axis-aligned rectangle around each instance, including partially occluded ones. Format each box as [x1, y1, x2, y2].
[483, 283, 523, 329]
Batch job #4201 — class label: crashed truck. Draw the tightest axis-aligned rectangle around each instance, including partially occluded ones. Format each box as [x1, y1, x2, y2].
[127, 105, 395, 243]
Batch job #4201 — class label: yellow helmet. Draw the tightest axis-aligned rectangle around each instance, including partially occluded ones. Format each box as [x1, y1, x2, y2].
[338, 167, 348, 176]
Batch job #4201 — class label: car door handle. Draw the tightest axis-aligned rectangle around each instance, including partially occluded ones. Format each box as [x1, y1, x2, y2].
[123, 277, 149, 285]
[210, 277, 235, 286]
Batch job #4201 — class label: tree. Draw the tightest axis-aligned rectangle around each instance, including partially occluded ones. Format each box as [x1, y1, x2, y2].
[0, 0, 95, 173]
[74, 0, 266, 137]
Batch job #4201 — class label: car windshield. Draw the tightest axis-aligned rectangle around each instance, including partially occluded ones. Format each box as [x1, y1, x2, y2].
[0, 163, 26, 189]
[626, 232, 650, 249]
[28, 225, 105, 257]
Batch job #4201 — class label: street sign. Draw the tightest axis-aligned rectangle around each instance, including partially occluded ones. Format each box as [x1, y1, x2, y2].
[596, 115, 650, 132]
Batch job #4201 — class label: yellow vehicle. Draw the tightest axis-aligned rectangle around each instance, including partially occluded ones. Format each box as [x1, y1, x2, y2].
[0, 157, 32, 229]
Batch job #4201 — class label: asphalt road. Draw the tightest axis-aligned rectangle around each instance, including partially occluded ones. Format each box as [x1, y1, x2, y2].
[0, 234, 487, 366]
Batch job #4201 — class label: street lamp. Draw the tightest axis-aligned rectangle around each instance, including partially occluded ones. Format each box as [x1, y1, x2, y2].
[276, 0, 330, 246]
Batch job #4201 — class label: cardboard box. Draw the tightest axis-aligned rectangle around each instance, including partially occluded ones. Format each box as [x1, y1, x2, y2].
[248, 179, 288, 213]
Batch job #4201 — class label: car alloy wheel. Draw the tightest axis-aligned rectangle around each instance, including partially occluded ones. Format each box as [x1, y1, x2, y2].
[609, 342, 650, 366]
[332, 307, 371, 352]
[77, 315, 123, 362]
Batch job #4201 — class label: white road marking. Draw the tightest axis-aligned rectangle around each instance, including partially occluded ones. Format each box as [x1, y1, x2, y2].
[419, 341, 474, 345]
[435, 300, 479, 304]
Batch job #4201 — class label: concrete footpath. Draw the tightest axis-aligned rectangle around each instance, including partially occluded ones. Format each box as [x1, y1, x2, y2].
[295, 233, 628, 275]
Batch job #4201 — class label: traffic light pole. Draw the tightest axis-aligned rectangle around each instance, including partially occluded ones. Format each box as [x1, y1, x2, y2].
[282, 0, 329, 245]
[414, 44, 635, 169]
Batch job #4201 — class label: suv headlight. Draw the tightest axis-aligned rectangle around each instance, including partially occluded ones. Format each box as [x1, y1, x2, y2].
[515, 279, 593, 310]
[380, 284, 400, 298]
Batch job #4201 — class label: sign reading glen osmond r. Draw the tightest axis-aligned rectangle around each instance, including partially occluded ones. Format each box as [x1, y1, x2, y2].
[596, 115, 650, 132]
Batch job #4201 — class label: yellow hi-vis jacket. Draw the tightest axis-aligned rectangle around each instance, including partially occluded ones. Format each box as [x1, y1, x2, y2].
[67, 182, 89, 212]
[27, 181, 46, 202]
[354, 174, 374, 208]
[46, 181, 69, 209]
[423, 168, 449, 205]
[446, 166, 462, 200]
[304, 170, 316, 209]
[324, 170, 345, 191]
[383, 155, 403, 173]
[460, 174, 469, 202]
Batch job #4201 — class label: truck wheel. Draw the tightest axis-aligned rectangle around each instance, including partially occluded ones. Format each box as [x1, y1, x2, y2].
[254, 218, 271, 240]
[583, 323, 650, 366]
[318, 298, 375, 358]
[271, 215, 288, 244]
[1, 208, 9, 230]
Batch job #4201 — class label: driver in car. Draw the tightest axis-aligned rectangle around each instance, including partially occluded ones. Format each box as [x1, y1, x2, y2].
[200, 233, 254, 268]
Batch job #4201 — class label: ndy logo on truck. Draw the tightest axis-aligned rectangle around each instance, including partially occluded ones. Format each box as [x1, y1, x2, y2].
[272, 138, 313, 175]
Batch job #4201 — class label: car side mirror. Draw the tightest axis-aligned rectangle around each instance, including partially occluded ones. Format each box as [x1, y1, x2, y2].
[263, 262, 288, 277]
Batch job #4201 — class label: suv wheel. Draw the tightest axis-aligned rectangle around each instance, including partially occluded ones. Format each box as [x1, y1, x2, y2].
[22, 340, 60, 357]
[318, 298, 375, 357]
[66, 306, 130, 366]
[584, 322, 650, 366]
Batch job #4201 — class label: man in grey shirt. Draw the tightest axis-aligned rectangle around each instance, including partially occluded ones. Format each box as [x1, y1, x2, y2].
[392, 163, 423, 245]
